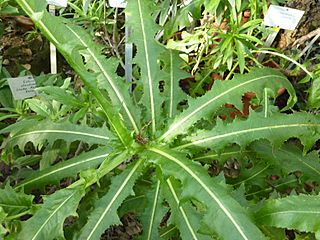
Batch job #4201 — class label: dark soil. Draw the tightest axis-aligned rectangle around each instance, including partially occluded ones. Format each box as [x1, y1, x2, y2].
[0, 16, 74, 77]
[101, 213, 142, 240]
[0, 16, 50, 76]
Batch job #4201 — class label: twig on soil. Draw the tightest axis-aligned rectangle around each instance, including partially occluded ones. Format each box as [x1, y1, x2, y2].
[293, 27, 320, 47]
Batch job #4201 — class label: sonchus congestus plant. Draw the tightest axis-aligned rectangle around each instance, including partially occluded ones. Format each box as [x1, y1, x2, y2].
[1, 0, 319, 239]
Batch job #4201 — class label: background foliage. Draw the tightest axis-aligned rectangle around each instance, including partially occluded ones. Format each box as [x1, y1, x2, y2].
[0, 0, 319, 239]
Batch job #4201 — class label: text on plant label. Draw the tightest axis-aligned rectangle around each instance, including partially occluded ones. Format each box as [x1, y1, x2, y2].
[264, 5, 304, 30]
[7, 76, 38, 100]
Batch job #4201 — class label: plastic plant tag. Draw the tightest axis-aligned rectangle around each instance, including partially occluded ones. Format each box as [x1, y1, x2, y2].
[47, 0, 67, 7]
[264, 5, 304, 30]
[108, 0, 127, 8]
[257, 27, 280, 62]
[48, 5, 57, 74]
[7, 76, 38, 100]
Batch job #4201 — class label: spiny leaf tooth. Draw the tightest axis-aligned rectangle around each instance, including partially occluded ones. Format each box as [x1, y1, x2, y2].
[178, 112, 320, 153]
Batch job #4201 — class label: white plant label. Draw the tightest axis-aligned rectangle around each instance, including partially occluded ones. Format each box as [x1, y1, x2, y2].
[108, 0, 127, 8]
[7, 76, 38, 100]
[264, 5, 304, 30]
[47, 0, 67, 7]
[48, 5, 57, 74]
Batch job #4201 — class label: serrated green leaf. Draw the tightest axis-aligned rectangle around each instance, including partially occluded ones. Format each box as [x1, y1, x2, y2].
[192, 147, 253, 163]
[148, 147, 266, 239]
[159, 224, 179, 240]
[245, 175, 299, 198]
[39, 139, 68, 170]
[118, 177, 150, 217]
[5, 121, 113, 151]
[0, 119, 37, 135]
[77, 159, 144, 240]
[17, 187, 85, 240]
[160, 68, 296, 141]
[255, 194, 320, 236]
[0, 185, 33, 217]
[253, 142, 320, 182]
[77, 39, 141, 133]
[16, 0, 133, 145]
[260, 226, 286, 240]
[13, 155, 42, 167]
[126, 0, 165, 135]
[16, 147, 112, 191]
[164, 178, 212, 240]
[189, 68, 214, 97]
[138, 180, 165, 240]
[177, 112, 320, 152]
[228, 161, 271, 188]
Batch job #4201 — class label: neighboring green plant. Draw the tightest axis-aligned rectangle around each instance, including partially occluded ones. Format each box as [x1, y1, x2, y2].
[160, 0, 268, 40]
[65, 0, 113, 26]
[167, 18, 264, 74]
[0, 0, 19, 15]
[0, 63, 84, 124]
[0, 68, 90, 171]
[162, 0, 272, 97]
[0, 0, 319, 240]
[61, 0, 129, 69]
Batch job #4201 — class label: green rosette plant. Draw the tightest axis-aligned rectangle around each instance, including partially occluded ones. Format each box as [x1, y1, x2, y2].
[0, 0, 319, 239]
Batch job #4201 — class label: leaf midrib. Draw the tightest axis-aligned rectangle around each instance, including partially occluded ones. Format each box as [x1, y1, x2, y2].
[16, 153, 110, 188]
[232, 164, 270, 187]
[192, 150, 252, 161]
[160, 74, 287, 141]
[11, 130, 109, 141]
[169, 51, 174, 118]
[257, 210, 320, 219]
[137, 0, 156, 134]
[146, 180, 161, 240]
[177, 123, 320, 149]
[245, 179, 297, 197]
[280, 149, 320, 176]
